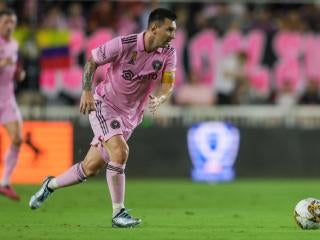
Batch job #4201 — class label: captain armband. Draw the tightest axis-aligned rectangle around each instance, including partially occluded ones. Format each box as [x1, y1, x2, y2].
[161, 71, 176, 84]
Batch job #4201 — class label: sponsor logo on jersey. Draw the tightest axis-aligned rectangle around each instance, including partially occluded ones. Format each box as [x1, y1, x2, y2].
[122, 70, 157, 81]
[122, 70, 134, 80]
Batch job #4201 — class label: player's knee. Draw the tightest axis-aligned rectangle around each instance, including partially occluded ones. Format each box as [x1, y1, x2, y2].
[12, 135, 22, 147]
[82, 159, 101, 177]
[111, 145, 129, 164]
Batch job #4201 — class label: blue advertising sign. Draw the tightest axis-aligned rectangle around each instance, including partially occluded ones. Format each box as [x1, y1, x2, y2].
[187, 121, 240, 182]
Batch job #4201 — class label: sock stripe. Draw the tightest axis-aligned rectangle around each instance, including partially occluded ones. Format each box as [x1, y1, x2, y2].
[77, 163, 87, 182]
[107, 164, 124, 174]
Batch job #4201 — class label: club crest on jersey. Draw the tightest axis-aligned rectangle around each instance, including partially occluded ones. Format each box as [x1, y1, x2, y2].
[110, 120, 121, 129]
[128, 51, 137, 65]
[152, 60, 163, 71]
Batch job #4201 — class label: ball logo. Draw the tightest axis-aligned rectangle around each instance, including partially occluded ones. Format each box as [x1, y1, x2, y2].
[110, 120, 121, 129]
[122, 70, 134, 81]
[152, 60, 163, 71]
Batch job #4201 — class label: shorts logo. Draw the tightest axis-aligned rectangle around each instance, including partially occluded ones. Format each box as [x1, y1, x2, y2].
[152, 60, 163, 71]
[122, 70, 134, 81]
[110, 120, 121, 129]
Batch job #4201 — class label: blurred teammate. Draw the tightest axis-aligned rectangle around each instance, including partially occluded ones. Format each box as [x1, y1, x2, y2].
[0, 9, 25, 201]
[30, 8, 177, 228]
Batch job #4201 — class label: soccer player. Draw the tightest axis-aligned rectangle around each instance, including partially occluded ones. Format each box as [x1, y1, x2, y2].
[29, 8, 177, 228]
[0, 9, 25, 201]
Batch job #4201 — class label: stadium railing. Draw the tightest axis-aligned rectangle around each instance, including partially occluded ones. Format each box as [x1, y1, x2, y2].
[19, 105, 320, 128]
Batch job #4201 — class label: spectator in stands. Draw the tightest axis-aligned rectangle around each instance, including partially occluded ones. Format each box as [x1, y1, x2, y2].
[299, 79, 320, 104]
[116, 3, 140, 36]
[67, 3, 85, 31]
[171, 5, 189, 91]
[42, 5, 67, 29]
[215, 50, 242, 105]
[231, 51, 251, 104]
[0, 0, 6, 11]
[275, 80, 298, 107]
[87, 0, 115, 34]
[174, 8, 215, 106]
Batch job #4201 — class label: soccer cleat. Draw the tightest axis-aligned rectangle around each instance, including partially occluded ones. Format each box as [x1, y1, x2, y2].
[112, 208, 142, 228]
[29, 176, 54, 210]
[0, 185, 20, 201]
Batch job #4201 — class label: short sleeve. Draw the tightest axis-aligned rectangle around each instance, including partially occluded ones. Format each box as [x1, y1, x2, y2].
[91, 37, 122, 65]
[12, 41, 18, 63]
[164, 48, 177, 72]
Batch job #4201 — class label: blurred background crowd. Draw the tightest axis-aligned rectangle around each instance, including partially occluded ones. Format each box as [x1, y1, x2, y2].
[3, 0, 320, 108]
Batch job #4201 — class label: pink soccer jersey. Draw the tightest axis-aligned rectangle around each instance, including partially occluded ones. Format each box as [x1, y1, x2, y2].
[91, 32, 176, 128]
[0, 36, 18, 102]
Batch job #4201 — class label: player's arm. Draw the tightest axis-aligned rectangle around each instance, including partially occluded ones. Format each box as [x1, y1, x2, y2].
[0, 57, 13, 68]
[149, 71, 175, 115]
[80, 37, 122, 114]
[79, 58, 98, 114]
[14, 57, 26, 82]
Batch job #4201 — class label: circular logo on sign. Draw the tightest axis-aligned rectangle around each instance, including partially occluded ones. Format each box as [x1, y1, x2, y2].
[122, 70, 134, 81]
[152, 60, 163, 71]
[110, 120, 121, 129]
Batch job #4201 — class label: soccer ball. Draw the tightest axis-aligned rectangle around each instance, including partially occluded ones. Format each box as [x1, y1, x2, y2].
[294, 198, 320, 229]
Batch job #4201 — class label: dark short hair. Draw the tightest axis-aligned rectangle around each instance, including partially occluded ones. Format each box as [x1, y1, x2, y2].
[148, 8, 176, 28]
[0, 8, 16, 18]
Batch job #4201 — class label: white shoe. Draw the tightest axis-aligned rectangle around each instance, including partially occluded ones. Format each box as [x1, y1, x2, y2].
[112, 208, 142, 228]
[29, 176, 55, 209]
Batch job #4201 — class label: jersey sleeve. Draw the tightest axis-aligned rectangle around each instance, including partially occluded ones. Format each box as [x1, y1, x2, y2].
[12, 41, 18, 63]
[164, 48, 177, 72]
[161, 48, 177, 84]
[91, 37, 122, 65]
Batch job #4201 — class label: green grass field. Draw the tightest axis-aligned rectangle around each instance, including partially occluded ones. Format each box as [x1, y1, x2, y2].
[0, 179, 320, 240]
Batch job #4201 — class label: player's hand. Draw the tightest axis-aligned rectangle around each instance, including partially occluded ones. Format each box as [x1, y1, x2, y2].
[148, 95, 163, 115]
[15, 68, 26, 82]
[80, 90, 96, 114]
[0, 57, 13, 67]
[18, 69, 26, 82]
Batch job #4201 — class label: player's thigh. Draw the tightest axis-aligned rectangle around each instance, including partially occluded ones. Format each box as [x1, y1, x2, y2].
[89, 101, 124, 144]
[0, 98, 22, 125]
[3, 120, 22, 142]
[82, 146, 106, 175]
[102, 134, 129, 161]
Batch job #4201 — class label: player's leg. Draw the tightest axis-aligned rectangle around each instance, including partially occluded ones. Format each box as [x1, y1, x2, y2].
[49, 146, 106, 189]
[29, 146, 105, 209]
[0, 120, 22, 200]
[103, 135, 128, 216]
[103, 135, 141, 228]
[89, 98, 140, 227]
